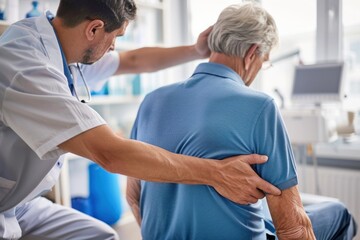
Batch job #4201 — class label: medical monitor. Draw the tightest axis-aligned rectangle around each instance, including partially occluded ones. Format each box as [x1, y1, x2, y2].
[291, 62, 344, 105]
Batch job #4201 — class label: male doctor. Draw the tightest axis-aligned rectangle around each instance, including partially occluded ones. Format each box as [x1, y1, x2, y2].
[0, 0, 280, 239]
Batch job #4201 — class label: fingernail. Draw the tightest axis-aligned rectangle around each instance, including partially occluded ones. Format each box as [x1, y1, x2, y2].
[261, 156, 268, 161]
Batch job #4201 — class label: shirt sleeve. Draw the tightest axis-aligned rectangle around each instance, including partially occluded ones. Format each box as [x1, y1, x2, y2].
[80, 51, 120, 91]
[2, 64, 106, 160]
[252, 99, 298, 190]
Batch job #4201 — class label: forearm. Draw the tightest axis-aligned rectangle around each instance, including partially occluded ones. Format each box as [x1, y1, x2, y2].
[60, 125, 215, 185]
[106, 137, 216, 185]
[267, 186, 315, 240]
[274, 208, 314, 239]
[116, 45, 202, 74]
[116, 25, 212, 75]
[126, 177, 142, 226]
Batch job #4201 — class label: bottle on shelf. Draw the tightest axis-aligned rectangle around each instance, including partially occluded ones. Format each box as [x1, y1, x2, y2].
[0, 0, 6, 20]
[25, 0, 41, 18]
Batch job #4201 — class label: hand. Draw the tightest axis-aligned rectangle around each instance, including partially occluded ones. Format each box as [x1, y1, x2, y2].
[194, 25, 213, 59]
[212, 154, 281, 204]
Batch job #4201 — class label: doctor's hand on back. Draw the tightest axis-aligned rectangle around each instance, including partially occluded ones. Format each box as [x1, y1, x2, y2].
[60, 125, 279, 205]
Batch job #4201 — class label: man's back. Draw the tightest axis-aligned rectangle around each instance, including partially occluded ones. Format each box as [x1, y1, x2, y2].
[131, 62, 298, 240]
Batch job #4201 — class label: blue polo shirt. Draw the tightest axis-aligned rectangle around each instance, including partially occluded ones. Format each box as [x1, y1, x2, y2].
[130, 62, 298, 240]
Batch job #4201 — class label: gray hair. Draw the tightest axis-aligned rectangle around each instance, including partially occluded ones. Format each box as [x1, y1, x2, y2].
[208, 2, 279, 58]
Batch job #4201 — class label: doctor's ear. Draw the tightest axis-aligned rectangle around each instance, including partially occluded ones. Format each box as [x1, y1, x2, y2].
[244, 44, 258, 71]
[85, 19, 105, 40]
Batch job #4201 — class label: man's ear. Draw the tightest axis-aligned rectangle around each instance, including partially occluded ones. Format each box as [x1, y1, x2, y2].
[244, 44, 258, 71]
[85, 20, 105, 41]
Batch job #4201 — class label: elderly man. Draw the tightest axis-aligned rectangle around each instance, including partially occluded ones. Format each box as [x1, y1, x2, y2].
[127, 2, 357, 240]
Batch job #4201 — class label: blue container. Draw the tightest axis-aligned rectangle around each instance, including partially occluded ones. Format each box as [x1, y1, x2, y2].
[91, 82, 109, 96]
[0, 10, 5, 21]
[25, 1, 41, 18]
[71, 197, 93, 216]
[132, 74, 141, 96]
[88, 163, 123, 225]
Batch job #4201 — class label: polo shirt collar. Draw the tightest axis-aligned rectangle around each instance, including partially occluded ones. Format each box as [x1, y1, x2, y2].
[192, 62, 245, 85]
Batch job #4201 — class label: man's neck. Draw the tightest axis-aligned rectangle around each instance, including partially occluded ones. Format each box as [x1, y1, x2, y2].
[51, 17, 84, 64]
[209, 52, 245, 79]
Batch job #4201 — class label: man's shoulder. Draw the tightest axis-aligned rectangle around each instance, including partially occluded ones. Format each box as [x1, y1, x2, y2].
[144, 82, 182, 100]
[245, 87, 273, 101]
[227, 86, 275, 111]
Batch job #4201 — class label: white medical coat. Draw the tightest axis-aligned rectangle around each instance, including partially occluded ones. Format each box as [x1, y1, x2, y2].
[0, 13, 119, 238]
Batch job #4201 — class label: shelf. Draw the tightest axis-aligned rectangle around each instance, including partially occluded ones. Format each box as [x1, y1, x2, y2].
[117, 1, 165, 48]
[0, 21, 10, 35]
[137, 1, 164, 10]
[315, 136, 360, 161]
[89, 95, 143, 106]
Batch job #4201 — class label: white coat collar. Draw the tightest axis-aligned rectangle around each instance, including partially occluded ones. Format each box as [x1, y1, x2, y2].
[34, 12, 63, 73]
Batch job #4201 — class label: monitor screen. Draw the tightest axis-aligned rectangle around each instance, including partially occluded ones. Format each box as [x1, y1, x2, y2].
[291, 62, 344, 105]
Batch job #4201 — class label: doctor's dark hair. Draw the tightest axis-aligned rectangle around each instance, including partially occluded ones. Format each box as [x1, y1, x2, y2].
[56, 0, 136, 32]
[208, 2, 278, 58]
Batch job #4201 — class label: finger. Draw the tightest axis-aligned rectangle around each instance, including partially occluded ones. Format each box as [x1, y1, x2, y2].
[200, 25, 213, 37]
[250, 188, 266, 200]
[240, 154, 268, 165]
[217, 187, 254, 205]
[204, 25, 213, 34]
[236, 195, 258, 205]
[256, 178, 281, 196]
[247, 196, 260, 204]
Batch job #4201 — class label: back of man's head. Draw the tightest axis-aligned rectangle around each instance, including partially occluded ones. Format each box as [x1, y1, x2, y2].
[208, 2, 279, 58]
[56, 0, 137, 32]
